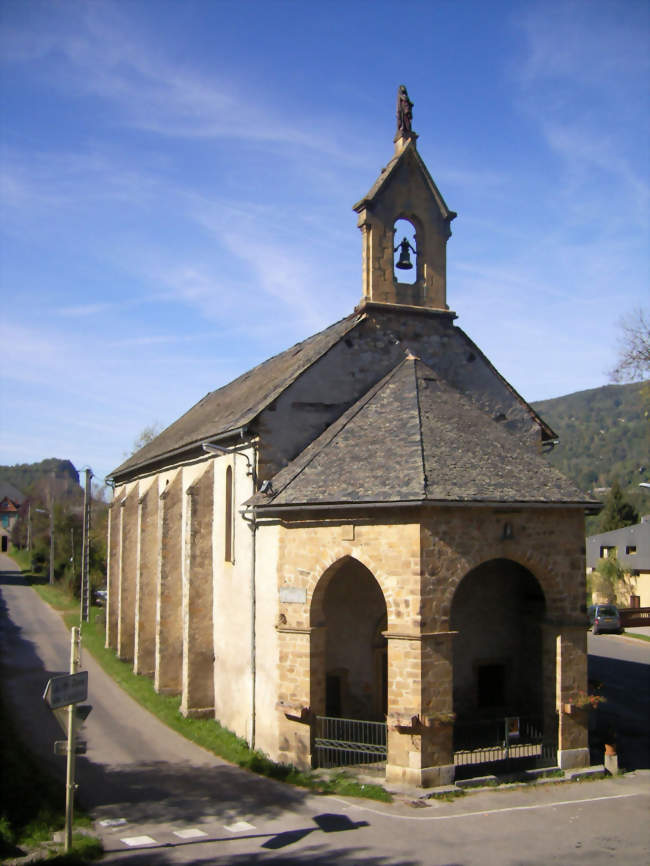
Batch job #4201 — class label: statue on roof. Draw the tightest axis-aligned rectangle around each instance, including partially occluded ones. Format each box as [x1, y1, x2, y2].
[396, 85, 413, 137]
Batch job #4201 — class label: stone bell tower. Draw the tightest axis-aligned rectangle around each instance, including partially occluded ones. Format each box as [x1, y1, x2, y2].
[353, 86, 457, 310]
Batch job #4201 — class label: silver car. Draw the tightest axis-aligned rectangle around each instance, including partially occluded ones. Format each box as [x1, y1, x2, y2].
[588, 604, 622, 635]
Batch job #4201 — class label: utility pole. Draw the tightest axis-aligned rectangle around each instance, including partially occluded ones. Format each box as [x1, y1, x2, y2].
[65, 626, 81, 852]
[48, 504, 54, 585]
[80, 469, 92, 623]
[26, 502, 31, 552]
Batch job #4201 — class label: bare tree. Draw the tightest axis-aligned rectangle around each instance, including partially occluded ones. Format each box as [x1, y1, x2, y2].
[610, 307, 650, 383]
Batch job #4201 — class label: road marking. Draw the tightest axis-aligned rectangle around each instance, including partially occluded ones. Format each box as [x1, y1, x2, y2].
[120, 835, 158, 846]
[224, 820, 255, 833]
[173, 828, 208, 839]
[331, 791, 644, 822]
[99, 818, 127, 827]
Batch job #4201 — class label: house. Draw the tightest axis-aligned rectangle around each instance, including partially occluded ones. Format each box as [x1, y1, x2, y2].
[587, 516, 650, 606]
[0, 482, 25, 552]
[106, 93, 598, 786]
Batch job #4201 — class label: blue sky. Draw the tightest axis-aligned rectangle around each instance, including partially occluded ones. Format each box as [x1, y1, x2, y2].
[1, 0, 648, 484]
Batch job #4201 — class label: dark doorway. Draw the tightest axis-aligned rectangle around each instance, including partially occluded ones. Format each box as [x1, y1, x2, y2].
[478, 663, 506, 709]
[450, 559, 546, 721]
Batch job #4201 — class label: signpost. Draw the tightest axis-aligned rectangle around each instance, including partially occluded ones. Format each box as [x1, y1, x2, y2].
[42, 627, 91, 854]
[43, 671, 88, 709]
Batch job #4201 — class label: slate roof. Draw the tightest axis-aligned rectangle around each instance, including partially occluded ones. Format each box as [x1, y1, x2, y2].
[111, 313, 362, 478]
[0, 482, 25, 506]
[251, 356, 596, 509]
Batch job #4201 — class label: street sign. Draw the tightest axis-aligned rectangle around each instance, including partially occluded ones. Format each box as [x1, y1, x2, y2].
[43, 671, 88, 709]
[51, 704, 93, 737]
[54, 740, 87, 756]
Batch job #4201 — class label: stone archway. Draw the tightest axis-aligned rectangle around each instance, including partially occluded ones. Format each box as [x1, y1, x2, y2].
[450, 558, 546, 723]
[310, 556, 387, 722]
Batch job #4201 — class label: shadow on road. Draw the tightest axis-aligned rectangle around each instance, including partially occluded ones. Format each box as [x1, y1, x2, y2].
[588, 653, 650, 770]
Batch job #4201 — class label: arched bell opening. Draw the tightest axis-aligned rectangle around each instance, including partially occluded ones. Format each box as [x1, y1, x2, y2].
[450, 558, 546, 727]
[311, 557, 388, 722]
[393, 218, 417, 285]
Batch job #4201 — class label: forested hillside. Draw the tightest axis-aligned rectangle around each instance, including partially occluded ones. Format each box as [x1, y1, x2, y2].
[532, 381, 648, 496]
[0, 458, 80, 498]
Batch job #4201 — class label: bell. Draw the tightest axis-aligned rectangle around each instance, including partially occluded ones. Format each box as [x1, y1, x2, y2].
[395, 238, 414, 270]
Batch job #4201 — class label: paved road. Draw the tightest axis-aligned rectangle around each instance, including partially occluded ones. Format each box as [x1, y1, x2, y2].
[1, 553, 649, 865]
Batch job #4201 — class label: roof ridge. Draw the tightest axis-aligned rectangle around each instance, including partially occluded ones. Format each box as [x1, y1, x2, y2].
[411, 359, 428, 498]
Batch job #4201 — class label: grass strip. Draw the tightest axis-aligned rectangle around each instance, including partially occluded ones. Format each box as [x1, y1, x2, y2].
[625, 632, 650, 642]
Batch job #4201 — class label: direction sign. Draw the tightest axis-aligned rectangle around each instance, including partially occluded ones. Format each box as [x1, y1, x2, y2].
[51, 704, 92, 737]
[43, 671, 88, 709]
[54, 740, 87, 756]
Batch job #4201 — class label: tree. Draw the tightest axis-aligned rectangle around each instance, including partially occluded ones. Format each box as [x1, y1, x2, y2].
[126, 423, 163, 457]
[610, 307, 650, 383]
[588, 555, 633, 605]
[597, 480, 639, 533]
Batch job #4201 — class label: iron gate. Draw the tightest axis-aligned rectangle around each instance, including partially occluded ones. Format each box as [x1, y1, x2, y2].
[454, 716, 557, 776]
[314, 716, 387, 768]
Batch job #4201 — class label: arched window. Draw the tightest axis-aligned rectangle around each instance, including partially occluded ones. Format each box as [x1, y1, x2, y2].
[393, 218, 417, 285]
[225, 465, 233, 563]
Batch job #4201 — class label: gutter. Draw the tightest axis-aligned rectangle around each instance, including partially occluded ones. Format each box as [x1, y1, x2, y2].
[253, 498, 601, 515]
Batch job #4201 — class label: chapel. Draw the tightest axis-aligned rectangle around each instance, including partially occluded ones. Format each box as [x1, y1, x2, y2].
[107, 88, 597, 786]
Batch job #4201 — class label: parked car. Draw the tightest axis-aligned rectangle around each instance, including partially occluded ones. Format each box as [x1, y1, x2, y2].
[94, 588, 107, 607]
[588, 604, 622, 635]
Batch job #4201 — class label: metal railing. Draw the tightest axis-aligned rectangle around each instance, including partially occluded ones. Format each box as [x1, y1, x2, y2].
[454, 716, 556, 768]
[314, 716, 387, 768]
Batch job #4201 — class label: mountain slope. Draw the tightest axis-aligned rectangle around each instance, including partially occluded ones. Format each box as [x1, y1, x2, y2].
[532, 381, 648, 495]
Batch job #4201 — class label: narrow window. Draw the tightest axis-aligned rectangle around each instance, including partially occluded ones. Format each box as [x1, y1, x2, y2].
[225, 465, 233, 563]
[626, 545, 637, 555]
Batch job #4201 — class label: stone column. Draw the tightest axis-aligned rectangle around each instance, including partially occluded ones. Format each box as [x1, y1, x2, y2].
[155, 474, 183, 695]
[385, 631, 455, 787]
[555, 625, 590, 770]
[134, 483, 158, 677]
[181, 464, 215, 718]
[117, 488, 138, 662]
[275, 626, 314, 770]
[105, 500, 121, 650]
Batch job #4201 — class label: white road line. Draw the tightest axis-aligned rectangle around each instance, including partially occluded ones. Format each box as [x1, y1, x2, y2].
[173, 828, 208, 839]
[330, 791, 644, 822]
[224, 820, 256, 833]
[120, 835, 158, 846]
[99, 818, 127, 827]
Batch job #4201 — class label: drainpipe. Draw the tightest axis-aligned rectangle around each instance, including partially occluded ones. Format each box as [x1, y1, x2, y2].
[202, 435, 258, 751]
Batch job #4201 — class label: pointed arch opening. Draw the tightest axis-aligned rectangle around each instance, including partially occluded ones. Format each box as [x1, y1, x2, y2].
[393, 218, 417, 285]
[450, 558, 546, 723]
[311, 556, 387, 721]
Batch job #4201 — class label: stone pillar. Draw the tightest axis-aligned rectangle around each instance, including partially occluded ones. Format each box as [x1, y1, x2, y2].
[385, 631, 455, 787]
[105, 500, 121, 650]
[276, 626, 314, 769]
[155, 474, 183, 695]
[181, 464, 215, 718]
[555, 626, 590, 770]
[117, 488, 138, 662]
[134, 483, 158, 676]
